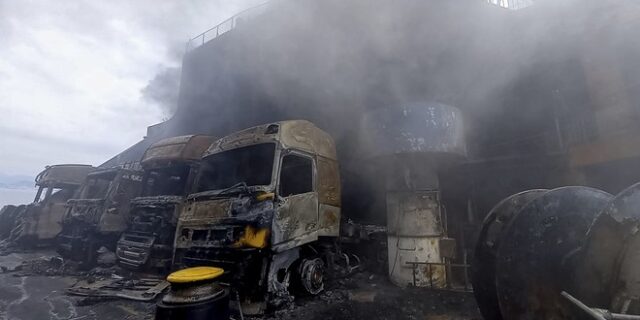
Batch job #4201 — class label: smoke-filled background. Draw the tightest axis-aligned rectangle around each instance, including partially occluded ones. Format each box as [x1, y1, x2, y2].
[3, 0, 640, 229]
[126, 0, 640, 235]
[0, 0, 262, 206]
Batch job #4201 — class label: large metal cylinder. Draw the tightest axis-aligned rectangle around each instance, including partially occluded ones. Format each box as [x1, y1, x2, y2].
[361, 102, 466, 288]
[387, 190, 446, 287]
[475, 183, 640, 319]
[472, 189, 548, 320]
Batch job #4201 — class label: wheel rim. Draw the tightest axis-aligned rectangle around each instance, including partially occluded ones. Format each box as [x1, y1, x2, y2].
[301, 258, 324, 295]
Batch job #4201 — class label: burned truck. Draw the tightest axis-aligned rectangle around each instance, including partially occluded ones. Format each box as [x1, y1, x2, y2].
[173, 120, 342, 307]
[57, 166, 143, 264]
[4, 164, 94, 246]
[116, 135, 215, 271]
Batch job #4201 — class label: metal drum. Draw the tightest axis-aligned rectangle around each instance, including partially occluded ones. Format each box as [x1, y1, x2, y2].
[387, 190, 447, 287]
[495, 186, 612, 319]
[155, 267, 230, 320]
[472, 189, 548, 320]
[361, 103, 467, 289]
[572, 183, 640, 309]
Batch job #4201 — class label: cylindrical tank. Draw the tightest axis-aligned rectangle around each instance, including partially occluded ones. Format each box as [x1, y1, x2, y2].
[386, 187, 446, 287]
[360, 102, 466, 159]
[472, 189, 548, 320]
[155, 267, 230, 320]
[361, 102, 466, 288]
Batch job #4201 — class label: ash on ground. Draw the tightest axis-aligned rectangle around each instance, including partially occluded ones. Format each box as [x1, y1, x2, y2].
[261, 271, 480, 320]
[0, 250, 479, 320]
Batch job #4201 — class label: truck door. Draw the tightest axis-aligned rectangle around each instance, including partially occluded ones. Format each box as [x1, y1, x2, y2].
[273, 152, 318, 248]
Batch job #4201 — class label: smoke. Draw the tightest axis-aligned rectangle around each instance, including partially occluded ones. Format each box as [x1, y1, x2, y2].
[142, 66, 181, 116]
[143, 0, 640, 222]
[171, 0, 537, 155]
[162, 0, 523, 223]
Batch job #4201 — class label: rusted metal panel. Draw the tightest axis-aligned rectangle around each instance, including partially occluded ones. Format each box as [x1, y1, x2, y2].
[67, 278, 169, 302]
[32, 201, 67, 240]
[317, 204, 340, 237]
[278, 121, 337, 161]
[272, 192, 319, 248]
[18, 189, 83, 243]
[574, 182, 640, 312]
[206, 120, 337, 160]
[141, 135, 216, 168]
[180, 199, 231, 222]
[35, 164, 95, 188]
[317, 157, 341, 207]
[611, 232, 640, 314]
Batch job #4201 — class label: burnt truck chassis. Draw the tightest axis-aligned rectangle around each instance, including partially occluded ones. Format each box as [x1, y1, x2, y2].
[116, 196, 183, 270]
[1, 164, 94, 248]
[116, 134, 216, 271]
[172, 195, 305, 306]
[173, 209, 372, 309]
[57, 167, 142, 265]
[57, 202, 121, 263]
[170, 121, 377, 310]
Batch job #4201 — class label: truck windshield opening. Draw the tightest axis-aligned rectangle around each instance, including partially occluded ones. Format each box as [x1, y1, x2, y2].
[81, 172, 116, 199]
[143, 164, 191, 197]
[198, 143, 275, 192]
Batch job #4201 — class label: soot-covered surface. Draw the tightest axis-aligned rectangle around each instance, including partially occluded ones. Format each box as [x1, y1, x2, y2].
[263, 271, 480, 320]
[0, 251, 479, 320]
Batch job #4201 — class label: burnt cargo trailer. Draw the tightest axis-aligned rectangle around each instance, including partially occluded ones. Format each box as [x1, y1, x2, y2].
[116, 135, 216, 271]
[57, 166, 143, 264]
[173, 120, 343, 310]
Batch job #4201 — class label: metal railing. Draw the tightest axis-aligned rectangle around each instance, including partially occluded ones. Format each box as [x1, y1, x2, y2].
[186, 2, 270, 51]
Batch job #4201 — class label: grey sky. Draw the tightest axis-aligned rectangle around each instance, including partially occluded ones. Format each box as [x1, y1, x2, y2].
[0, 0, 262, 178]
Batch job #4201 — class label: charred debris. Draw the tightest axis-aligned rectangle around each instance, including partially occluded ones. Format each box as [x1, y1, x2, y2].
[3, 0, 640, 319]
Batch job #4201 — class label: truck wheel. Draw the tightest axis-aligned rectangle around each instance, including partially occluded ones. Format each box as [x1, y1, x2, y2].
[299, 258, 324, 295]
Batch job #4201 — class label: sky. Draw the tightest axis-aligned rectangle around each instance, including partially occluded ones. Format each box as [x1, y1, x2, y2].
[0, 0, 262, 179]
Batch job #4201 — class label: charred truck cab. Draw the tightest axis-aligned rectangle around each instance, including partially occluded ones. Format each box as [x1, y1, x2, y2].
[9, 164, 94, 246]
[57, 166, 142, 264]
[116, 135, 215, 271]
[173, 120, 341, 308]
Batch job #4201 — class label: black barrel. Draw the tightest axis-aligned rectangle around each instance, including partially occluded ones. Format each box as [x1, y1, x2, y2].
[155, 282, 230, 320]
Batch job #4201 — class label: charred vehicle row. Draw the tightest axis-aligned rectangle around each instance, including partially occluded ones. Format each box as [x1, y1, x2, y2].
[116, 135, 216, 271]
[57, 166, 143, 264]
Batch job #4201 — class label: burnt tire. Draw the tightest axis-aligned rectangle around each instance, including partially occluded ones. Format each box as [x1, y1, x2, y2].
[294, 258, 325, 296]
